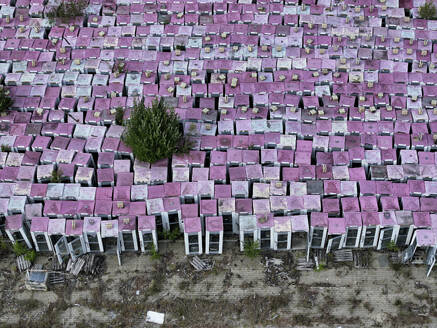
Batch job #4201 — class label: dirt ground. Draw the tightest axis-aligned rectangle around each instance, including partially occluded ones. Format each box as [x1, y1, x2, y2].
[1, 240, 437, 328]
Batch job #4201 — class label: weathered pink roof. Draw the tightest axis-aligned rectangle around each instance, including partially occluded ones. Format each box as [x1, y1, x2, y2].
[416, 229, 436, 247]
[184, 217, 201, 233]
[101, 220, 119, 238]
[48, 219, 66, 235]
[291, 215, 309, 232]
[310, 212, 328, 227]
[30, 217, 49, 233]
[83, 217, 101, 233]
[5, 215, 23, 231]
[274, 216, 292, 232]
[206, 216, 223, 232]
[344, 212, 362, 228]
[256, 213, 274, 228]
[328, 217, 346, 235]
[65, 220, 84, 236]
[138, 215, 156, 231]
[118, 216, 136, 231]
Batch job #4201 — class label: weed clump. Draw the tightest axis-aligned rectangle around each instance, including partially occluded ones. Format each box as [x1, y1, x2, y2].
[13, 242, 36, 262]
[50, 167, 63, 183]
[243, 240, 260, 258]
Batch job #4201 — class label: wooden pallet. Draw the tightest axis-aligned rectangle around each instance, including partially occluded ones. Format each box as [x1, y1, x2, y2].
[296, 257, 314, 271]
[353, 251, 369, 268]
[333, 249, 353, 262]
[17, 255, 31, 272]
[190, 256, 213, 271]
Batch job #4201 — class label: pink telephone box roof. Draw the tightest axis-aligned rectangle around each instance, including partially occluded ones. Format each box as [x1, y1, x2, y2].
[344, 212, 362, 228]
[84, 217, 101, 233]
[184, 217, 202, 233]
[138, 215, 156, 231]
[65, 220, 84, 236]
[416, 229, 436, 247]
[101, 220, 119, 238]
[30, 217, 49, 232]
[328, 217, 346, 235]
[256, 213, 274, 228]
[310, 212, 328, 227]
[206, 216, 223, 232]
[274, 216, 292, 232]
[118, 216, 136, 231]
[291, 215, 309, 232]
[5, 215, 23, 231]
[413, 212, 432, 228]
[48, 219, 66, 235]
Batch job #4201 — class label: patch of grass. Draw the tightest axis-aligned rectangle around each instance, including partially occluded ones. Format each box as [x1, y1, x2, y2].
[16, 298, 42, 312]
[243, 240, 260, 258]
[1, 144, 10, 152]
[314, 263, 326, 272]
[121, 97, 192, 163]
[159, 228, 182, 241]
[394, 299, 403, 306]
[363, 301, 374, 312]
[178, 280, 190, 291]
[419, 1, 437, 20]
[0, 237, 10, 255]
[148, 244, 160, 260]
[386, 241, 399, 252]
[47, 0, 88, 24]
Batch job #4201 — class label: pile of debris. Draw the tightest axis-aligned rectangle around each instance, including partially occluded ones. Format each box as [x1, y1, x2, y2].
[190, 256, 214, 272]
[263, 256, 299, 286]
[66, 254, 105, 277]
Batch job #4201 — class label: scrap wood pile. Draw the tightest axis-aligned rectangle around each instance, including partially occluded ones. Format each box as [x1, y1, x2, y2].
[353, 250, 370, 268]
[190, 256, 214, 271]
[264, 256, 299, 286]
[66, 254, 106, 277]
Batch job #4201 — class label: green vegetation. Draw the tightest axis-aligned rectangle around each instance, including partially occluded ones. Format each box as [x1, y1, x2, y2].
[122, 98, 191, 163]
[387, 241, 399, 252]
[159, 228, 182, 241]
[1, 144, 11, 152]
[243, 240, 260, 258]
[0, 88, 13, 114]
[419, 1, 437, 20]
[13, 242, 36, 262]
[46, 0, 88, 24]
[148, 244, 160, 260]
[112, 60, 126, 76]
[115, 107, 125, 126]
[50, 168, 63, 183]
[314, 263, 326, 272]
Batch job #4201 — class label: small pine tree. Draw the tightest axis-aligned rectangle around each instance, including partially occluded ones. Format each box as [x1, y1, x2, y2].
[115, 107, 124, 125]
[122, 98, 191, 163]
[47, 0, 88, 24]
[0, 88, 13, 115]
[419, 1, 437, 20]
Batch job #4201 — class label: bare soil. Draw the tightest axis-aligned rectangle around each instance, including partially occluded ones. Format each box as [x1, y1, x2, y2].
[0, 240, 436, 328]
